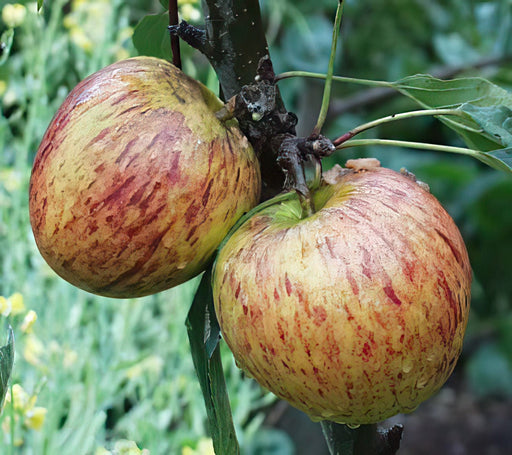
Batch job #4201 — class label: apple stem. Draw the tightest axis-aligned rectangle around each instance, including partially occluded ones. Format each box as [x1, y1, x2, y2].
[333, 108, 465, 146]
[312, 0, 345, 137]
[335, 137, 482, 158]
[311, 158, 323, 191]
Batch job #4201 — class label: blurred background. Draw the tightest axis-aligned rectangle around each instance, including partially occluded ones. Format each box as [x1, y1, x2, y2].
[1, 0, 511, 453]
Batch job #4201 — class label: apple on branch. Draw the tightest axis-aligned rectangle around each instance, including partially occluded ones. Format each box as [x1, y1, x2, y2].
[29, 57, 261, 298]
[213, 158, 471, 425]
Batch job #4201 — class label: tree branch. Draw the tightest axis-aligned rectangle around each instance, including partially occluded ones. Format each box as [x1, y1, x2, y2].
[201, 0, 271, 100]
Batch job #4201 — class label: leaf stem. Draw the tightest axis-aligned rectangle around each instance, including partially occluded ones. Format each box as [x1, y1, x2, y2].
[336, 138, 481, 158]
[312, 1, 345, 136]
[333, 108, 465, 145]
[276, 71, 392, 88]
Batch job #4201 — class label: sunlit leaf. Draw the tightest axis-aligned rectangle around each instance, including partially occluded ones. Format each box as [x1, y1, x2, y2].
[186, 268, 240, 455]
[392, 74, 512, 151]
[0, 326, 14, 413]
[132, 13, 171, 60]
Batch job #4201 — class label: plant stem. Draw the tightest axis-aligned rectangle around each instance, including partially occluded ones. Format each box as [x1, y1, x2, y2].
[336, 138, 481, 158]
[321, 421, 403, 455]
[333, 108, 465, 145]
[321, 422, 379, 455]
[312, 1, 345, 136]
[276, 71, 393, 88]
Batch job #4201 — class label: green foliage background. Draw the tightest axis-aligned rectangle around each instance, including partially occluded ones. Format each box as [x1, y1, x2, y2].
[1, 0, 511, 453]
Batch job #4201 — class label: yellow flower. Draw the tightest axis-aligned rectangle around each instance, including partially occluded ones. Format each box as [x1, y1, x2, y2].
[113, 439, 149, 454]
[0, 168, 23, 192]
[69, 27, 93, 52]
[95, 440, 149, 455]
[124, 355, 163, 380]
[24, 406, 47, 430]
[180, 4, 201, 22]
[0, 292, 25, 317]
[11, 384, 30, 412]
[63, 348, 78, 368]
[20, 310, 37, 333]
[182, 438, 214, 455]
[23, 334, 45, 367]
[1, 3, 26, 28]
[94, 449, 111, 455]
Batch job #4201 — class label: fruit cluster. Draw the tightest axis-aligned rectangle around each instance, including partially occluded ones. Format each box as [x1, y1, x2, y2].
[30, 58, 471, 424]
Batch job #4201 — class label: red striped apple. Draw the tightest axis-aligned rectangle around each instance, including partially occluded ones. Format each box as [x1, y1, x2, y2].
[213, 158, 471, 425]
[29, 57, 260, 298]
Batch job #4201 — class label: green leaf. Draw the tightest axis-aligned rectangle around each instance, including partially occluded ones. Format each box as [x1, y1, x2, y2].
[321, 421, 355, 454]
[0, 29, 14, 66]
[391, 74, 512, 151]
[0, 326, 14, 413]
[475, 147, 512, 173]
[461, 104, 512, 147]
[37, 0, 44, 11]
[132, 12, 171, 61]
[186, 268, 240, 455]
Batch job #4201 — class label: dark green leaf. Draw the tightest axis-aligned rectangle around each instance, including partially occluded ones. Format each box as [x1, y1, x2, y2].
[0, 326, 14, 412]
[391, 74, 512, 151]
[37, 0, 44, 11]
[0, 29, 14, 66]
[321, 421, 355, 454]
[186, 268, 240, 455]
[132, 13, 171, 60]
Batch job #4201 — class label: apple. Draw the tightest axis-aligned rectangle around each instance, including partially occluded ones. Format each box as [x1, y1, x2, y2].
[29, 57, 260, 298]
[212, 158, 471, 425]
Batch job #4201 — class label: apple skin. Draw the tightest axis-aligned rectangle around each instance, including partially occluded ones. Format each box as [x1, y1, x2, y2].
[29, 57, 260, 298]
[213, 160, 471, 425]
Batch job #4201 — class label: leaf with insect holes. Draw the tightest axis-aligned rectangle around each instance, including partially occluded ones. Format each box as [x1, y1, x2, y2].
[132, 13, 171, 61]
[0, 327, 14, 413]
[391, 74, 512, 173]
[186, 268, 240, 455]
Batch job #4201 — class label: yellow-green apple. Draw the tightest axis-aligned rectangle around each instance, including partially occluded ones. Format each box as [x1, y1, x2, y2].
[29, 57, 260, 298]
[213, 158, 471, 425]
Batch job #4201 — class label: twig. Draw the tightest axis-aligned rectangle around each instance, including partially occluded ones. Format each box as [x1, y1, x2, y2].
[332, 108, 464, 146]
[328, 54, 512, 116]
[312, 0, 344, 137]
[168, 0, 181, 68]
